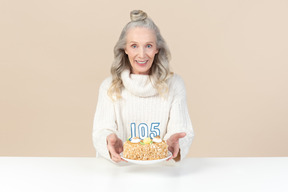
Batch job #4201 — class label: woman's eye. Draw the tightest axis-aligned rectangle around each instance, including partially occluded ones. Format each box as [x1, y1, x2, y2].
[147, 44, 152, 48]
[131, 45, 137, 48]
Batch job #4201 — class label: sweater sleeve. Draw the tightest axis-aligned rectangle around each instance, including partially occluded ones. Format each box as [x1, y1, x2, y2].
[92, 78, 119, 161]
[164, 75, 194, 160]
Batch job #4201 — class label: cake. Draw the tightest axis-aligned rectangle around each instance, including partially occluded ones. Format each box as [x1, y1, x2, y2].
[123, 136, 168, 160]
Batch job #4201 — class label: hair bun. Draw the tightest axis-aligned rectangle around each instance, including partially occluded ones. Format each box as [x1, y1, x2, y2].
[130, 10, 147, 21]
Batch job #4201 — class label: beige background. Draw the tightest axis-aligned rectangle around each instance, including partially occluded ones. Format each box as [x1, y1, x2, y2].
[1, 0, 287, 157]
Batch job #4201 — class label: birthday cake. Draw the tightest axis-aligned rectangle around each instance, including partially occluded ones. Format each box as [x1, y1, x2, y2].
[123, 136, 168, 160]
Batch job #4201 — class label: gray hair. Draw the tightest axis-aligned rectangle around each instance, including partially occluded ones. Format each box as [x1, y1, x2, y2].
[108, 10, 172, 100]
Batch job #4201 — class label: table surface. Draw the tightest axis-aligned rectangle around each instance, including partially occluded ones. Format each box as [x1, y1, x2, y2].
[0, 156, 287, 192]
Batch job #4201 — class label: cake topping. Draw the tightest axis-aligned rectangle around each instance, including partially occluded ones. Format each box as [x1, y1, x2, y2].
[143, 137, 152, 144]
[130, 137, 141, 143]
[123, 135, 169, 160]
[152, 135, 162, 143]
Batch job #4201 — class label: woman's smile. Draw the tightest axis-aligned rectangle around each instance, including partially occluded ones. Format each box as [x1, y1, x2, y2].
[136, 60, 148, 65]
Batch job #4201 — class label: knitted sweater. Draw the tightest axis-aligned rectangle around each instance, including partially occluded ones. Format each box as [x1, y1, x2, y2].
[92, 70, 194, 161]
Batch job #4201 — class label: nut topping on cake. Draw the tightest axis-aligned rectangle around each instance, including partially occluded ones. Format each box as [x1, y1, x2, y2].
[123, 136, 168, 160]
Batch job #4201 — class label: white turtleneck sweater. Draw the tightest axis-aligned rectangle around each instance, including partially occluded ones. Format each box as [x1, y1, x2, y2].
[92, 70, 194, 161]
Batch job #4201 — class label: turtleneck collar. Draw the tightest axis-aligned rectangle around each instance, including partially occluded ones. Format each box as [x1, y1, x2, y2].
[121, 69, 158, 97]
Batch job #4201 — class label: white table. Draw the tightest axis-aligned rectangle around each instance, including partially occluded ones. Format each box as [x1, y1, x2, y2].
[0, 157, 287, 192]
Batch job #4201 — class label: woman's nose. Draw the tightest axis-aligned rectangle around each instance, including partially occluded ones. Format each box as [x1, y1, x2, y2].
[138, 47, 145, 58]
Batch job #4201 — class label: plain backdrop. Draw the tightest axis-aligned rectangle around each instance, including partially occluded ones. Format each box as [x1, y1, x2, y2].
[1, 0, 288, 157]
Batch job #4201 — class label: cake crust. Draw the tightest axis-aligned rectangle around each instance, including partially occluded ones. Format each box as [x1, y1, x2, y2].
[123, 138, 168, 160]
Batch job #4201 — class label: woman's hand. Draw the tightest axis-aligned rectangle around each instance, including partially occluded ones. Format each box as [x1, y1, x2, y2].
[106, 133, 126, 163]
[167, 132, 186, 161]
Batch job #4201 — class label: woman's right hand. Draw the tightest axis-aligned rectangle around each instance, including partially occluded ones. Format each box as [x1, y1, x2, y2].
[106, 133, 126, 163]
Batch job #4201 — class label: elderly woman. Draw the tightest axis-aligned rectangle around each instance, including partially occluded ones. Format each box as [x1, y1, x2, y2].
[93, 10, 194, 163]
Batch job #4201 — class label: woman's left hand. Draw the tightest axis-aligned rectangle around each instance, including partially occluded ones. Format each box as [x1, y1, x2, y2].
[166, 132, 186, 161]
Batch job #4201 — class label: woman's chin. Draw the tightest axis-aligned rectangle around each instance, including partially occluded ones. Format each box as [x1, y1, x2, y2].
[132, 63, 152, 74]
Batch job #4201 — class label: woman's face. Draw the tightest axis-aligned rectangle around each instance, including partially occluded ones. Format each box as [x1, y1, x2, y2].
[125, 27, 159, 75]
